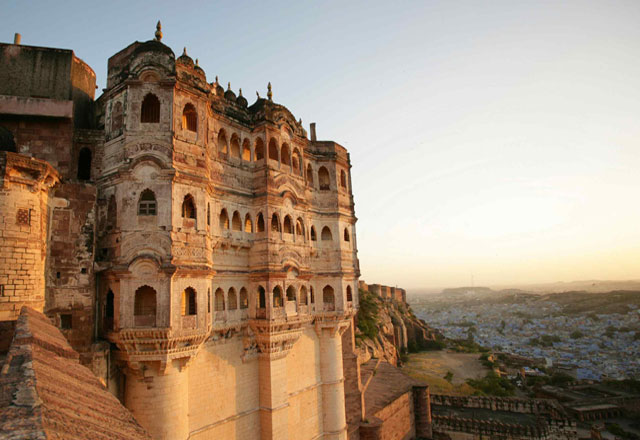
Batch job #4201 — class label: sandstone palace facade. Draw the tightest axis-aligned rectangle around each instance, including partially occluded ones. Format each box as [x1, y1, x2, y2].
[0, 25, 363, 440]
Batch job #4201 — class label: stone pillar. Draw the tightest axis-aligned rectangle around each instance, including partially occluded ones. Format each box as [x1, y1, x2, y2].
[125, 362, 190, 440]
[318, 323, 348, 440]
[413, 385, 432, 439]
[258, 355, 289, 440]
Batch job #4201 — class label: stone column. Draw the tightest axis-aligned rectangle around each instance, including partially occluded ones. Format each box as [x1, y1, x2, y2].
[124, 362, 190, 440]
[413, 385, 432, 439]
[317, 319, 349, 440]
[258, 354, 289, 440]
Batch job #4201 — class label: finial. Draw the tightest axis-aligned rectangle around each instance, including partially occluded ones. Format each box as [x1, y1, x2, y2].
[239, 88, 243, 97]
[182, 47, 187, 56]
[195, 58, 199, 66]
[227, 82, 231, 91]
[256, 91, 260, 98]
[215, 75, 219, 84]
[299, 118, 302, 125]
[155, 21, 162, 41]
[267, 82, 273, 101]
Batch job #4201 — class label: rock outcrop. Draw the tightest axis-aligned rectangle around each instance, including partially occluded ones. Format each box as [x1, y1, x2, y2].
[355, 286, 441, 366]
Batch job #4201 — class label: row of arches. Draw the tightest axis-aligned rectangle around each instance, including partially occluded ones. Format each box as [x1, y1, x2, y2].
[123, 282, 354, 327]
[113, 94, 196, 133]
[108, 95, 350, 191]
[109, 190, 354, 244]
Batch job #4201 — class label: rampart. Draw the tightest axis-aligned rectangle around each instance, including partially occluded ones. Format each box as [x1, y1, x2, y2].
[431, 394, 577, 440]
[359, 280, 406, 303]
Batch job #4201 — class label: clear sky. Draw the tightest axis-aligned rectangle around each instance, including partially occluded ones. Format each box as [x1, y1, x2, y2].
[3, 1, 640, 290]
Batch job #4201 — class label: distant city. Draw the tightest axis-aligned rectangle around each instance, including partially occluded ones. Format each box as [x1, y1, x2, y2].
[409, 288, 640, 381]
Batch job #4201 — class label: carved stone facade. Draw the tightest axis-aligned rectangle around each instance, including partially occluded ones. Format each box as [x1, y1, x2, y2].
[1, 25, 359, 440]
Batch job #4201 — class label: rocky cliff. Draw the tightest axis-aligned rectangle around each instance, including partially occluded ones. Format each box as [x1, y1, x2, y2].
[355, 287, 442, 366]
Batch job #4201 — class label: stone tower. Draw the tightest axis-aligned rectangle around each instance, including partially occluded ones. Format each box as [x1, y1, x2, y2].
[95, 26, 360, 439]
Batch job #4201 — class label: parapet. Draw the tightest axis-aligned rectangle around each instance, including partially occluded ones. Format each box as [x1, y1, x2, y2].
[360, 280, 408, 304]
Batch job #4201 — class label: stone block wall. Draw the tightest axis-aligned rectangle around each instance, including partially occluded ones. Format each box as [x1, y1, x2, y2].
[45, 182, 97, 358]
[0, 152, 59, 350]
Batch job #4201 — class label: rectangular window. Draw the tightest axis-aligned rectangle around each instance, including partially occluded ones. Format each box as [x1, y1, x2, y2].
[60, 314, 72, 330]
[138, 201, 156, 215]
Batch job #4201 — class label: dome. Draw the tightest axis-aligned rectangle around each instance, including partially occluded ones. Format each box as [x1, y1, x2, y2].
[132, 39, 175, 58]
[176, 47, 194, 67]
[224, 83, 236, 101]
[236, 89, 248, 107]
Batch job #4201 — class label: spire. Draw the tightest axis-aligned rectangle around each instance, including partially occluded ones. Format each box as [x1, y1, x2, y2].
[267, 82, 273, 101]
[155, 21, 162, 41]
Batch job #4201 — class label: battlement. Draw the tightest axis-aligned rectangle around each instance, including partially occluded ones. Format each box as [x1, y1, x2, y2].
[359, 280, 406, 303]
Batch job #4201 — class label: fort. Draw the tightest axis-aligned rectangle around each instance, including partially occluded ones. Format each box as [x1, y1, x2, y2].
[0, 25, 374, 439]
[0, 25, 592, 440]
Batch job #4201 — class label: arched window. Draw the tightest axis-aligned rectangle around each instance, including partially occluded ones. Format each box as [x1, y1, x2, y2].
[268, 138, 279, 161]
[232, 211, 242, 231]
[255, 138, 265, 161]
[271, 213, 280, 233]
[281, 143, 291, 167]
[318, 166, 330, 190]
[77, 148, 92, 181]
[141, 93, 160, 123]
[296, 218, 304, 239]
[111, 101, 123, 133]
[323, 285, 335, 309]
[0, 126, 17, 153]
[134, 286, 157, 326]
[242, 139, 251, 161]
[321, 226, 333, 241]
[218, 130, 228, 156]
[310, 287, 315, 304]
[257, 213, 265, 232]
[107, 195, 117, 230]
[138, 189, 156, 215]
[300, 286, 308, 305]
[182, 103, 197, 132]
[182, 194, 196, 219]
[182, 287, 197, 316]
[240, 287, 248, 309]
[310, 226, 317, 241]
[214, 288, 225, 311]
[244, 214, 253, 233]
[104, 290, 114, 331]
[219, 208, 230, 230]
[286, 285, 296, 302]
[346, 285, 353, 302]
[258, 286, 266, 309]
[228, 288, 238, 310]
[306, 164, 313, 187]
[230, 134, 241, 158]
[340, 170, 347, 188]
[273, 286, 283, 308]
[283, 215, 293, 234]
[344, 228, 350, 242]
[292, 149, 302, 174]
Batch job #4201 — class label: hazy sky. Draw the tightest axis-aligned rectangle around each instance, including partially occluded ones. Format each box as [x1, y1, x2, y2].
[3, 1, 640, 290]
